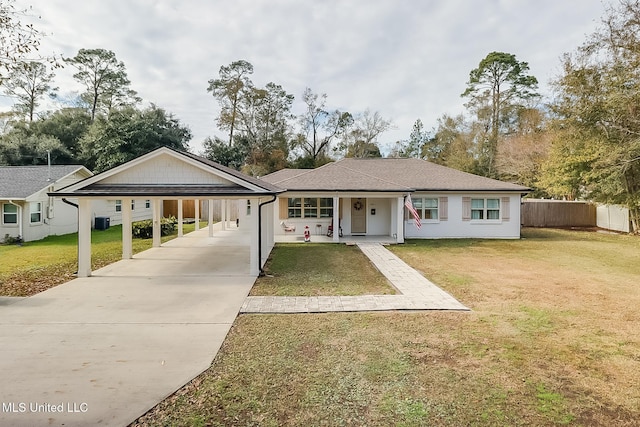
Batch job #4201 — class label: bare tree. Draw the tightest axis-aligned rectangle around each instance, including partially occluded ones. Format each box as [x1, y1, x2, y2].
[3, 61, 56, 121]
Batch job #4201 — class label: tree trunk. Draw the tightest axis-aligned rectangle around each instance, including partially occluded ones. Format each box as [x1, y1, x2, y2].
[630, 206, 640, 233]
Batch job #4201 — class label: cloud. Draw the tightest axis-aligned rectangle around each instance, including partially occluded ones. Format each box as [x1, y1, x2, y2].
[6, 0, 607, 154]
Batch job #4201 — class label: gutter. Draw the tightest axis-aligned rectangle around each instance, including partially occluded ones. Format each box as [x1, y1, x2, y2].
[257, 195, 277, 276]
[8, 200, 23, 240]
[61, 198, 78, 209]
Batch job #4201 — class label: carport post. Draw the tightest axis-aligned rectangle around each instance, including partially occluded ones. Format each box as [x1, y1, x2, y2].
[221, 199, 227, 230]
[333, 196, 340, 243]
[208, 199, 214, 237]
[77, 198, 92, 277]
[194, 199, 200, 230]
[177, 199, 184, 237]
[152, 199, 161, 247]
[226, 199, 231, 228]
[249, 198, 259, 276]
[122, 198, 133, 259]
[396, 196, 405, 243]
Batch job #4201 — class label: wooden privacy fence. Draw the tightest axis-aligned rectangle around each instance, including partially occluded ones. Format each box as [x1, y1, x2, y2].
[521, 199, 596, 228]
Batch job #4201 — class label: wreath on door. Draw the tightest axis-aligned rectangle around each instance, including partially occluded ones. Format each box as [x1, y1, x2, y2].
[353, 200, 363, 211]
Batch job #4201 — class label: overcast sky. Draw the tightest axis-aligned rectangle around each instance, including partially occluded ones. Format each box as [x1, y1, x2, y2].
[4, 0, 609, 155]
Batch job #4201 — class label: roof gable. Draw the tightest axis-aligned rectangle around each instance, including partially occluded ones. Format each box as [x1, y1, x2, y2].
[0, 165, 92, 199]
[53, 147, 281, 197]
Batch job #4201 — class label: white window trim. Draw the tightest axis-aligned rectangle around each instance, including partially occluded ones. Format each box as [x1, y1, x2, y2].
[469, 197, 502, 224]
[115, 200, 122, 212]
[2, 203, 19, 225]
[30, 202, 42, 224]
[287, 197, 334, 219]
[411, 196, 440, 223]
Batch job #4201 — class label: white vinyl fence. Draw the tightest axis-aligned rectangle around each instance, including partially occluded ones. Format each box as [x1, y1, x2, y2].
[596, 204, 632, 233]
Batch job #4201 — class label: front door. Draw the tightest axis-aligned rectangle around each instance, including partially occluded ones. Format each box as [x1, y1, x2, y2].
[351, 198, 366, 234]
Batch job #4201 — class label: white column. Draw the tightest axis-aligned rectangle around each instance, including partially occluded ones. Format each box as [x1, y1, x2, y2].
[77, 198, 92, 277]
[249, 198, 259, 276]
[226, 199, 232, 228]
[177, 199, 184, 237]
[208, 199, 214, 237]
[221, 199, 227, 230]
[333, 196, 340, 242]
[194, 199, 200, 230]
[396, 196, 405, 244]
[122, 198, 132, 259]
[152, 199, 161, 247]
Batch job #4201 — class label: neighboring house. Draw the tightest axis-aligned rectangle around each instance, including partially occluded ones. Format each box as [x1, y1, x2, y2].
[0, 165, 156, 243]
[261, 158, 531, 241]
[92, 198, 155, 226]
[0, 165, 93, 242]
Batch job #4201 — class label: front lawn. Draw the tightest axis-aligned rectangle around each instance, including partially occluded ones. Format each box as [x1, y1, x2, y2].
[250, 243, 396, 296]
[0, 222, 207, 296]
[133, 228, 640, 426]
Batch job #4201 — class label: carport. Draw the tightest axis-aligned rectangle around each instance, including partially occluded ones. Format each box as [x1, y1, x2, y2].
[51, 147, 282, 277]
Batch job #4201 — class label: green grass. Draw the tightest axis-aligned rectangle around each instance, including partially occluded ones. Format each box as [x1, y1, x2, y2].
[0, 221, 208, 296]
[134, 228, 640, 426]
[250, 243, 396, 296]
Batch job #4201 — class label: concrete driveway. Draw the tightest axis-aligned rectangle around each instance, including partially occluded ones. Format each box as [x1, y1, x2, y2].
[0, 225, 255, 426]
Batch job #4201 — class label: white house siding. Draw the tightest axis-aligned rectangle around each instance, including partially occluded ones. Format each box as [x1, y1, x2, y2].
[367, 198, 392, 235]
[100, 153, 235, 186]
[405, 193, 523, 239]
[92, 199, 153, 226]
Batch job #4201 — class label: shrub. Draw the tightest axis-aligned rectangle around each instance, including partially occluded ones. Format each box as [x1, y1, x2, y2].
[132, 216, 177, 239]
[2, 234, 23, 245]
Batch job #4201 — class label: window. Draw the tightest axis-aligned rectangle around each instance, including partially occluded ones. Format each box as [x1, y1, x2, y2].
[319, 198, 333, 218]
[287, 198, 333, 218]
[115, 200, 122, 212]
[2, 204, 17, 224]
[412, 197, 438, 220]
[288, 198, 302, 218]
[30, 202, 42, 223]
[145, 200, 151, 209]
[471, 199, 484, 219]
[246, 200, 251, 216]
[303, 198, 317, 217]
[471, 198, 500, 220]
[131, 200, 135, 211]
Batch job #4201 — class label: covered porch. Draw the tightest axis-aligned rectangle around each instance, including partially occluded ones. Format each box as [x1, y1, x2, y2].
[275, 233, 399, 244]
[274, 194, 407, 244]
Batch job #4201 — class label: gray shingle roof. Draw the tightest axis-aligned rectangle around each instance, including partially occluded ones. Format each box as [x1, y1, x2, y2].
[178, 150, 283, 193]
[261, 158, 530, 193]
[0, 165, 87, 199]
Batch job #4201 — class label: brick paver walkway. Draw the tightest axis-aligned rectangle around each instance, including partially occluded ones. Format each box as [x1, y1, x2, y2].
[240, 242, 469, 313]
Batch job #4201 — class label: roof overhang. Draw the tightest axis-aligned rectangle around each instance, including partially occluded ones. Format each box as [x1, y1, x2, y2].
[50, 147, 282, 199]
[52, 184, 281, 198]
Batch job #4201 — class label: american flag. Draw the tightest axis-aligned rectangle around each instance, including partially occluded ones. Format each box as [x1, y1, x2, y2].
[405, 194, 422, 229]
